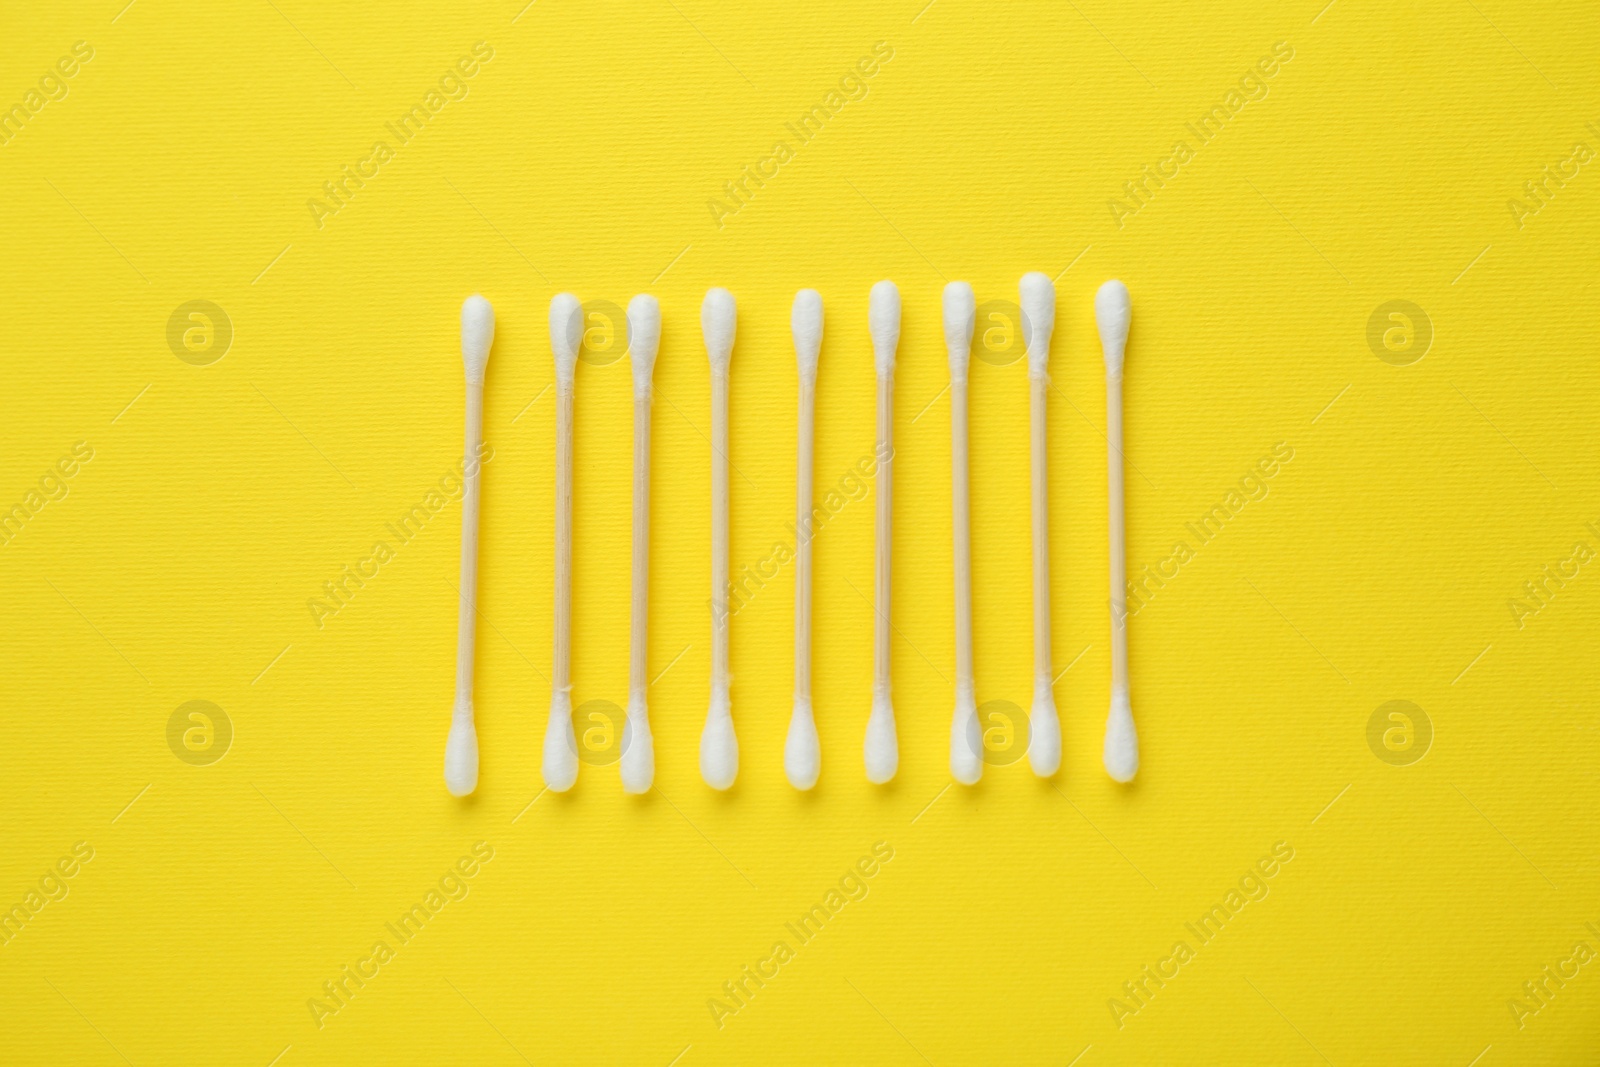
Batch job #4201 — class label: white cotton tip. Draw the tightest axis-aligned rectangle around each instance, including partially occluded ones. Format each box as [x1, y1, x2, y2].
[943, 281, 975, 380]
[1095, 279, 1131, 374]
[791, 290, 823, 385]
[702, 287, 737, 372]
[621, 692, 654, 794]
[1104, 686, 1139, 782]
[1028, 677, 1061, 778]
[460, 295, 494, 386]
[443, 697, 478, 796]
[549, 292, 582, 385]
[701, 689, 738, 789]
[1020, 272, 1055, 378]
[869, 279, 901, 378]
[542, 688, 578, 792]
[950, 686, 982, 785]
[864, 688, 898, 784]
[785, 696, 820, 791]
[628, 294, 660, 398]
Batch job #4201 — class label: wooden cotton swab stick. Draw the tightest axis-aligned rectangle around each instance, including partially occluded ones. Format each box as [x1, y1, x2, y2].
[1021, 273, 1060, 777]
[701, 287, 739, 790]
[865, 280, 901, 784]
[543, 293, 583, 792]
[444, 294, 494, 797]
[1097, 279, 1139, 782]
[944, 282, 982, 786]
[786, 289, 823, 791]
[622, 294, 660, 794]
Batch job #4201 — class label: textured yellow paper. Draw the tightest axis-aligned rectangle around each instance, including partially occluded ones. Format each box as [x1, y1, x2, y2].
[2, 2, 1597, 1063]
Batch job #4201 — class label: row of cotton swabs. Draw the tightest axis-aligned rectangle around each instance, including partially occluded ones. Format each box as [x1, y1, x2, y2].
[443, 277, 1138, 796]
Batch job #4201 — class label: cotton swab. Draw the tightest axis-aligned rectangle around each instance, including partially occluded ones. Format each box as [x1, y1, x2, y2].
[622, 294, 660, 794]
[444, 294, 493, 797]
[702, 288, 739, 790]
[865, 280, 901, 784]
[1021, 273, 1060, 777]
[786, 289, 823, 791]
[1097, 279, 1139, 783]
[543, 293, 582, 793]
[944, 282, 981, 786]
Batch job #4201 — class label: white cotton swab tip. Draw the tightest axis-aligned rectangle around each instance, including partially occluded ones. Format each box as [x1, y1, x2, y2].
[785, 696, 820, 790]
[461, 294, 494, 385]
[702, 287, 737, 370]
[792, 289, 823, 383]
[869, 280, 901, 376]
[544, 689, 577, 791]
[950, 688, 981, 785]
[444, 716, 478, 797]
[1105, 688, 1138, 781]
[702, 689, 738, 790]
[550, 292, 583, 384]
[1029, 676, 1060, 777]
[864, 689, 898, 784]
[1020, 271, 1056, 377]
[943, 281, 976, 362]
[622, 692, 653, 795]
[1096, 279, 1131, 372]
[628, 294, 660, 397]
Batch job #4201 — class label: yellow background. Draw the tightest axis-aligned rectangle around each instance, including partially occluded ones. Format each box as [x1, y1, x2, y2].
[2, 1, 1598, 1063]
